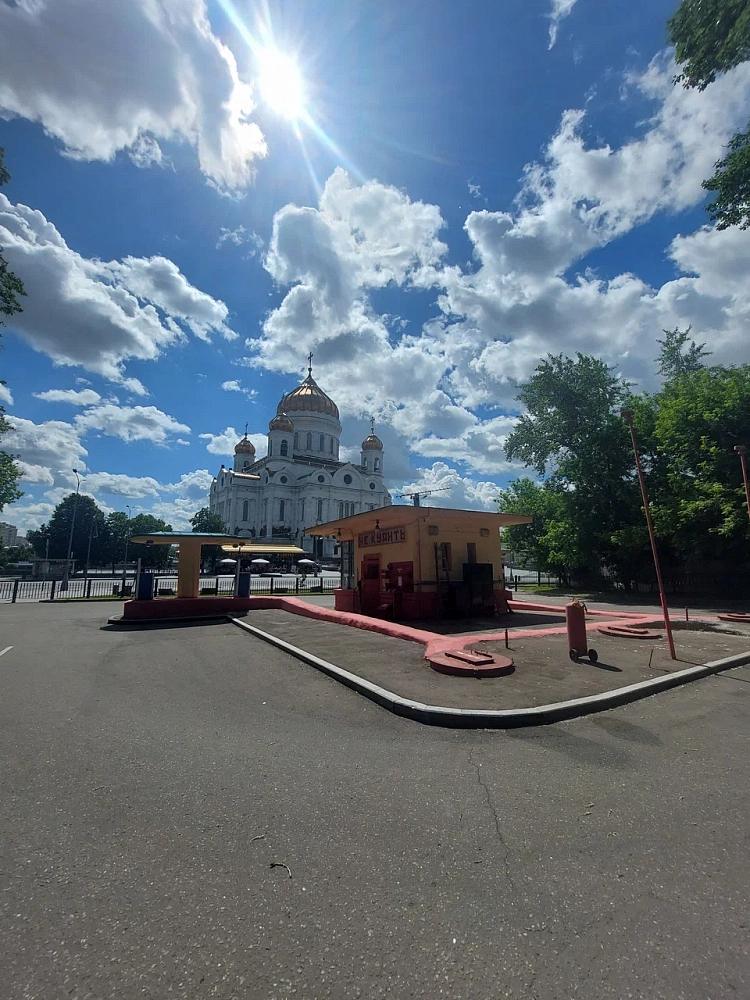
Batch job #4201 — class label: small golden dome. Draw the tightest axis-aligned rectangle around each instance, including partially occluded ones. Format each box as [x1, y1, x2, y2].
[362, 433, 383, 451]
[234, 434, 256, 455]
[269, 412, 294, 432]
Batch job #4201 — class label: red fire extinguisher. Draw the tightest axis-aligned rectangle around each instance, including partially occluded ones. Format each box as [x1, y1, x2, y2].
[566, 599, 598, 663]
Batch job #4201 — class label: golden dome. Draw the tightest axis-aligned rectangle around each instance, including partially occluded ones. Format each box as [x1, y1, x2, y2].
[278, 374, 339, 419]
[269, 412, 294, 432]
[234, 434, 256, 455]
[362, 432, 383, 451]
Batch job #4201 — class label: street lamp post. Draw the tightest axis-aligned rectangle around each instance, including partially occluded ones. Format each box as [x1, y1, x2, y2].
[621, 410, 676, 660]
[60, 468, 81, 593]
[84, 515, 97, 583]
[121, 504, 133, 597]
[734, 445, 750, 520]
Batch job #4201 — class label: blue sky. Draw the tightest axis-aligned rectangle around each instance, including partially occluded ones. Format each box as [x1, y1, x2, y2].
[1, 0, 749, 532]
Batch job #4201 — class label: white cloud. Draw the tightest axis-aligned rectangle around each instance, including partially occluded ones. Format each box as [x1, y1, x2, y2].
[221, 379, 257, 398]
[199, 426, 267, 458]
[149, 498, 203, 531]
[34, 388, 102, 406]
[0, 383, 13, 406]
[167, 469, 214, 501]
[0, 0, 266, 192]
[3, 415, 88, 477]
[75, 404, 190, 445]
[81, 472, 164, 498]
[548, 0, 578, 49]
[0, 193, 235, 381]
[393, 462, 502, 511]
[128, 135, 164, 169]
[4, 500, 56, 533]
[16, 462, 55, 486]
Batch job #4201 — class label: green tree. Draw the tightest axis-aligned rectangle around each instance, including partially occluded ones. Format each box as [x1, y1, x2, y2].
[27, 494, 109, 568]
[497, 479, 572, 581]
[668, 0, 750, 229]
[504, 354, 643, 582]
[0, 411, 23, 512]
[0, 148, 26, 322]
[649, 364, 750, 561]
[190, 507, 228, 571]
[656, 326, 711, 381]
[702, 126, 750, 229]
[0, 149, 27, 513]
[127, 513, 173, 569]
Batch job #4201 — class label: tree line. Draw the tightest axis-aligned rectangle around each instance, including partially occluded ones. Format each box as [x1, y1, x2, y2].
[26, 498, 175, 571]
[498, 332, 750, 592]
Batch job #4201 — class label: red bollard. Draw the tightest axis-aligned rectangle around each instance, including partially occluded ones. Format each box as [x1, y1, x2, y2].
[566, 600, 598, 663]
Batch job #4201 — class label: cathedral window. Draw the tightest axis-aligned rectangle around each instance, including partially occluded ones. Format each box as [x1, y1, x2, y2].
[329, 437, 334, 454]
[269, 441, 273, 456]
[294, 432, 299, 449]
[374, 458, 380, 473]
[319, 433, 325, 452]
[280, 440, 288, 456]
[306, 432, 312, 450]
[339, 501, 344, 518]
[363, 457, 368, 471]
[317, 499, 323, 521]
[279, 499, 285, 520]
[242, 500, 249, 521]
[300, 498, 305, 521]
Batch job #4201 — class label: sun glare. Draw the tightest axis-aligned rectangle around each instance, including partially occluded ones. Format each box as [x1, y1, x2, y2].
[258, 48, 306, 121]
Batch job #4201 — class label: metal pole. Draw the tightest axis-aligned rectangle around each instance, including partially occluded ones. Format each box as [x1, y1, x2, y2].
[734, 445, 750, 520]
[61, 469, 81, 592]
[122, 505, 132, 596]
[84, 516, 95, 582]
[622, 410, 676, 659]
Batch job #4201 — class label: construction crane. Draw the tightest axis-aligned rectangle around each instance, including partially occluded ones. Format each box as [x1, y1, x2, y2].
[394, 487, 450, 507]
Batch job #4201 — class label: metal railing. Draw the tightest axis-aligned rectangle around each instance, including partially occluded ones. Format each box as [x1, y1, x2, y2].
[0, 574, 340, 603]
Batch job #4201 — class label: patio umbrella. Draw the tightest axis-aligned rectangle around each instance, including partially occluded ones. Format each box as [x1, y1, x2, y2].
[297, 558, 316, 566]
[218, 557, 237, 565]
[251, 557, 270, 565]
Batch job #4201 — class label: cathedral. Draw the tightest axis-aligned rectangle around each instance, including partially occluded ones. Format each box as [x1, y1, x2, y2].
[209, 363, 392, 561]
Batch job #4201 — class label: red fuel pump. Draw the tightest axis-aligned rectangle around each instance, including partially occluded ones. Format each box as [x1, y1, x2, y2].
[566, 599, 598, 663]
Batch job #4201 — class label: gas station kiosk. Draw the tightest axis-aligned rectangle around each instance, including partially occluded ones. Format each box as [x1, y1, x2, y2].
[305, 506, 532, 621]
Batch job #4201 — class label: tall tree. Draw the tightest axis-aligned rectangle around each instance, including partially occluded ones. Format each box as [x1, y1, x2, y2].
[504, 354, 648, 585]
[0, 148, 26, 322]
[656, 326, 711, 381]
[190, 507, 229, 571]
[27, 494, 109, 567]
[497, 479, 575, 581]
[0, 149, 27, 512]
[668, 0, 750, 228]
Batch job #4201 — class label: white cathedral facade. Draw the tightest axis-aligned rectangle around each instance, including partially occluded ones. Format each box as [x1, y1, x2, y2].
[209, 366, 391, 561]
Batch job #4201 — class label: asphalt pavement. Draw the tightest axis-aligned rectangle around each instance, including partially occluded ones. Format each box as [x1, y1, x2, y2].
[1, 601, 748, 999]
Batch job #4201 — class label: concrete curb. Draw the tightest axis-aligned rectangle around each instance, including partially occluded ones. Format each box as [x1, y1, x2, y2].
[229, 615, 750, 728]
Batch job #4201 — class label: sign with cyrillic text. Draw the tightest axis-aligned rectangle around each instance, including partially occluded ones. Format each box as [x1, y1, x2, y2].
[357, 526, 406, 548]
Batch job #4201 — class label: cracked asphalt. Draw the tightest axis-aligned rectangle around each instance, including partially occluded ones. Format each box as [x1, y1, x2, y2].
[1, 602, 748, 999]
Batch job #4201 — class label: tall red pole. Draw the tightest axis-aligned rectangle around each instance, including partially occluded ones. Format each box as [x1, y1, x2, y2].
[734, 445, 750, 520]
[621, 410, 676, 660]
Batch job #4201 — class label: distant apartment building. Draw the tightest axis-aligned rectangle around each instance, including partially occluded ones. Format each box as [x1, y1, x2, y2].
[0, 522, 18, 547]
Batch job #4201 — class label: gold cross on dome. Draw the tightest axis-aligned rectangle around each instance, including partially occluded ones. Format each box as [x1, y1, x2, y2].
[370, 416, 375, 434]
[244, 422, 248, 437]
[307, 351, 313, 375]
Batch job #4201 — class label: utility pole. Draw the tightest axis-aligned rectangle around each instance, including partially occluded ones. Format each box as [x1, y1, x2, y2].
[60, 469, 81, 592]
[734, 445, 750, 520]
[621, 410, 676, 660]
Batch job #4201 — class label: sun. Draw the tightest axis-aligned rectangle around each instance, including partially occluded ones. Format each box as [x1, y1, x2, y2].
[257, 48, 306, 121]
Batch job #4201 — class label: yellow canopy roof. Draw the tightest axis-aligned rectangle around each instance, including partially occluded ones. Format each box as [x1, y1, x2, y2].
[220, 543, 306, 555]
